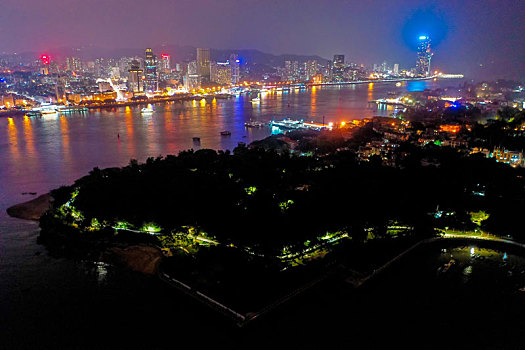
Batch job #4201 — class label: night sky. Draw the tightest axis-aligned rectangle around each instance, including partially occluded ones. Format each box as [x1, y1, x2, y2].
[1, 0, 523, 80]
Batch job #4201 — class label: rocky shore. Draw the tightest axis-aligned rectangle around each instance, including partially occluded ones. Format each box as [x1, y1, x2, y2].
[6, 193, 54, 220]
[100, 245, 164, 275]
[7, 194, 163, 275]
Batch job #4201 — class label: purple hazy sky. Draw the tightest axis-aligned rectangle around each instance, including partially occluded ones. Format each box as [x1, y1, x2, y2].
[1, 0, 523, 80]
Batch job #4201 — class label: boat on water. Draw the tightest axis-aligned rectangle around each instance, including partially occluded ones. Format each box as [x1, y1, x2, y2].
[25, 111, 42, 117]
[245, 121, 266, 128]
[437, 259, 456, 274]
[59, 106, 88, 114]
[220, 131, 231, 136]
[32, 104, 60, 116]
[141, 105, 154, 114]
[270, 118, 304, 130]
[270, 118, 333, 131]
[251, 97, 260, 103]
[192, 137, 200, 142]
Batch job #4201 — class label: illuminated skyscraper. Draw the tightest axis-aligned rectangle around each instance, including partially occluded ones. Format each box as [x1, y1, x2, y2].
[304, 60, 318, 81]
[416, 36, 433, 77]
[229, 54, 240, 84]
[144, 48, 158, 92]
[128, 60, 143, 93]
[196, 48, 211, 82]
[185, 61, 201, 90]
[333, 55, 345, 82]
[210, 62, 232, 85]
[161, 54, 171, 72]
[66, 57, 82, 73]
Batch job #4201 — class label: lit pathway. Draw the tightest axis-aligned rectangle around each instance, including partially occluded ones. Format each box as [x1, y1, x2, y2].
[355, 232, 525, 288]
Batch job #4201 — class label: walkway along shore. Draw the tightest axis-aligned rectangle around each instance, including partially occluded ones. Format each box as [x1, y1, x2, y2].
[7, 198, 520, 327]
[158, 233, 525, 327]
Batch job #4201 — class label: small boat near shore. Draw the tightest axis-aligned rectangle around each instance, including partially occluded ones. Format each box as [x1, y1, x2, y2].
[141, 105, 154, 114]
[245, 121, 266, 128]
[25, 111, 42, 117]
[437, 259, 456, 274]
[59, 106, 89, 114]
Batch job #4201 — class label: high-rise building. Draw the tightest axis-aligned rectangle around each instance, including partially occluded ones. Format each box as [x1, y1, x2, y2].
[229, 54, 240, 84]
[210, 62, 232, 85]
[127, 60, 143, 93]
[55, 75, 67, 104]
[284, 60, 300, 81]
[333, 55, 345, 82]
[185, 61, 201, 90]
[118, 57, 135, 78]
[393, 63, 400, 75]
[416, 36, 433, 77]
[381, 61, 388, 73]
[94, 58, 105, 77]
[144, 48, 158, 92]
[304, 60, 318, 81]
[196, 48, 211, 82]
[284, 60, 292, 80]
[161, 54, 171, 72]
[66, 57, 82, 73]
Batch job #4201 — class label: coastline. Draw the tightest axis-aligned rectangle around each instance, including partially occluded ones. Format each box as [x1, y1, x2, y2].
[0, 76, 458, 117]
[6, 193, 54, 221]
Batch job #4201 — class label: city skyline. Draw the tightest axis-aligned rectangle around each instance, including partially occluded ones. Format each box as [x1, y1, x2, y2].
[0, 0, 523, 81]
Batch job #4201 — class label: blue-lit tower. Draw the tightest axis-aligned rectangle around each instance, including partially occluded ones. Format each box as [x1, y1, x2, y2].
[416, 36, 433, 77]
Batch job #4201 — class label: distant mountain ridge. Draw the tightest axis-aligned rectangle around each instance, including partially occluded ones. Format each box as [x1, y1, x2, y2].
[17, 45, 329, 67]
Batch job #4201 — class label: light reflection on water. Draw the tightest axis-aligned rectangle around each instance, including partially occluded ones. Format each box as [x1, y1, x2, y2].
[0, 80, 460, 212]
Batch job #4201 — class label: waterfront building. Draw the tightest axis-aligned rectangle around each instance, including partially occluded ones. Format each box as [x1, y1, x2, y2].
[210, 62, 232, 85]
[197, 48, 211, 82]
[393, 63, 399, 75]
[144, 48, 159, 92]
[381, 61, 388, 73]
[0, 94, 15, 108]
[284, 60, 292, 80]
[493, 147, 524, 168]
[127, 60, 143, 93]
[324, 60, 333, 82]
[304, 60, 318, 81]
[333, 55, 345, 82]
[55, 75, 67, 104]
[230, 54, 240, 84]
[416, 36, 433, 77]
[284, 60, 300, 81]
[185, 61, 201, 90]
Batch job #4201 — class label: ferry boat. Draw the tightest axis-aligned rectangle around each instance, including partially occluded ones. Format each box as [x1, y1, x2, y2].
[244, 121, 266, 128]
[270, 118, 304, 130]
[270, 118, 333, 131]
[32, 104, 60, 116]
